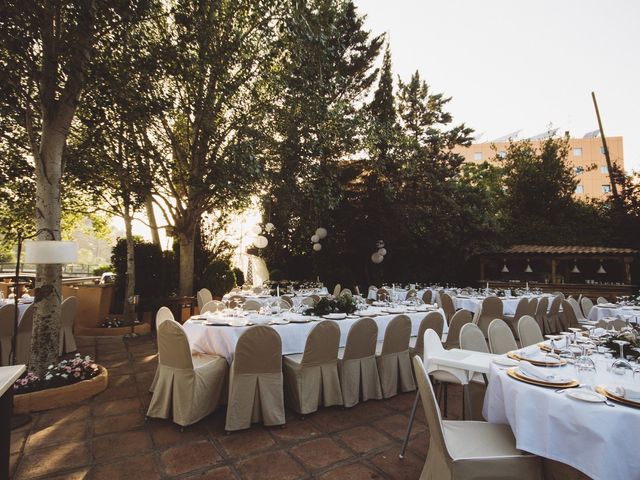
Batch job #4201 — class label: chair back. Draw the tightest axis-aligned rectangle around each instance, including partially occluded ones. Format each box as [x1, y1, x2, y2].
[548, 295, 562, 315]
[611, 319, 626, 331]
[242, 300, 262, 311]
[300, 297, 315, 307]
[459, 323, 489, 353]
[196, 288, 213, 310]
[517, 315, 543, 347]
[475, 296, 503, 336]
[561, 300, 580, 329]
[156, 307, 174, 329]
[280, 295, 294, 307]
[339, 288, 352, 297]
[16, 304, 35, 365]
[597, 296, 607, 304]
[552, 291, 565, 300]
[201, 300, 225, 313]
[234, 325, 282, 374]
[488, 318, 517, 354]
[380, 315, 411, 355]
[567, 297, 584, 321]
[405, 289, 417, 299]
[413, 312, 444, 356]
[61, 296, 78, 329]
[581, 297, 594, 318]
[439, 292, 455, 321]
[443, 309, 473, 349]
[526, 298, 538, 317]
[535, 296, 548, 316]
[343, 317, 378, 360]
[422, 290, 433, 304]
[301, 321, 340, 366]
[512, 298, 529, 323]
[157, 319, 194, 370]
[333, 284, 341, 297]
[377, 288, 389, 301]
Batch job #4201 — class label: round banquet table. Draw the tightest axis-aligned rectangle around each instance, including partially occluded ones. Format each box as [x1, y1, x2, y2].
[588, 304, 640, 323]
[452, 295, 534, 315]
[367, 288, 429, 302]
[483, 346, 640, 479]
[222, 288, 329, 308]
[183, 306, 447, 363]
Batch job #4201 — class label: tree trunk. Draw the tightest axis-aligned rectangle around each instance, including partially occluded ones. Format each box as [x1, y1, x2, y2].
[29, 127, 64, 375]
[123, 206, 136, 324]
[178, 228, 196, 297]
[145, 195, 161, 247]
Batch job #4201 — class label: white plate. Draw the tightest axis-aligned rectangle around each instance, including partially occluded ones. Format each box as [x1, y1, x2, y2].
[269, 319, 290, 325]
[516, 368, 572, 385]
[383, 308, 406, 314]
[494, 357, 519, 367]
[567, 389, 606, 403]
[323, 313, 347, 320]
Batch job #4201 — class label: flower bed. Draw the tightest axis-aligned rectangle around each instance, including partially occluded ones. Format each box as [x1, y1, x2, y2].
[14, 354, 100, 394]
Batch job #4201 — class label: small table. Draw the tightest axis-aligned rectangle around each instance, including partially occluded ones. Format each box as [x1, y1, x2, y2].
[0, 365, 26, 479]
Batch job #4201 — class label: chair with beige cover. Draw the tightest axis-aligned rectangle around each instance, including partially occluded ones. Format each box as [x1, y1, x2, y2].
[283, 321, 343, 414]
[333, 284, 341, 297]
[146, 319, 227, 427]
[412, 356, 542, 480]
[339, 288, 352, 297]
[459, 323, 489, 353]
[560, 300, 581, 330]
[0, 303, 16, 366]
[225, 325, 285, 431]
[503, 297, 528, 338]
[443, 309, 473, 349]
[338, 317, 382, 407]
[475, 296, 503, 337]
[567, 297, 587, 324]
[150, 307, 175, 392]
[300, 297, 315, 308]
[534, 297, 549, 334]
[581, 297, 594, 319]
[377, 288, 390, 302]
[201, 300, 225, 314]
[410, 311, 444, 358]
[197, 288, 213, 311]
[517, 315, 543, 348]
[545, 295, 562, 333]
[596, 296, 607, 304]
[406, 289, 417, 299]
[376, 315, 415, 398]
[526, 298, 538, 317]
[280, 295, 294, 307]
[242, 300, 262, 311]
[488, 319, 518, 355]
[59, 296, 78, 355]
[251, 286, 264, 294]
[15, 304, 35, 365]
[422, 290, 433, 304]
[439, 293, 455, 323]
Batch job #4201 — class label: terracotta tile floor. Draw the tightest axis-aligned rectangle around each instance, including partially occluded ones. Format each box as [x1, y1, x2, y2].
[10, 335, 465, 480]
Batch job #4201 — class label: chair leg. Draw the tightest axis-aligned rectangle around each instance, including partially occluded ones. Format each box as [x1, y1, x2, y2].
[399, 390, 420, 459]
[443, 383, 448, 417]
[463, 384, 472, 421]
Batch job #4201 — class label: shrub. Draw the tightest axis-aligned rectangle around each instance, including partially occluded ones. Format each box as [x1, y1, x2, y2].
[233, 267, 245, 286]
[92, 264, 112, 276]
[197, 259, 236, 297]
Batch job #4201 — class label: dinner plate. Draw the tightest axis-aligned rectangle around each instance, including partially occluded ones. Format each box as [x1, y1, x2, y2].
[507, 351, 567, 367]
[596, 385, 640, 408]
[493, 357, 519, 367]
[567, 389, 606, 403]
[506, 367, 577, 388]
[269, 318, 290, 325]
[289, 318, 311, 323]
[383, 308, 407, 314]
[323, 313, 347, 320]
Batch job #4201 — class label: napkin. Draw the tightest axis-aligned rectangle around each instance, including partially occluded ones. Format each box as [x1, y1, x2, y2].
[615, 386, 640, 401]
[518, 361, 571, 383]
[597, 303, 618, 308]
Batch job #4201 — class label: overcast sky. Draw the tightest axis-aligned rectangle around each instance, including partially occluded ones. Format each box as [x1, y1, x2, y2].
[354, 0, 639, 171]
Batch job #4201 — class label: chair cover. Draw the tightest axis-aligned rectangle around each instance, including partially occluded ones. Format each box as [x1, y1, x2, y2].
[197, 288, 213, 310]
[151, 307, 175, 392]
[488, 319, 517, 354]
[280, 295, 294, 307]
[242, 300, 262, 311]
[459, 323, 488, 353]
[338, 317, 382, 407]
[596, 296, 607, 304]
[422, 290, 433, 304]
[59, 296, 78, 355]
[443, 309, 472, 349]
[225, 325, 285, 431]
[300, 297, 315, 307]
[377, 288, 389, 301]
[440, 293, 455, 322]
[0, 304, 16, 366]
[376, 315, 415, 398]
[534, 297, 549, 333]
[580, 297, 594, 319]
[405, 289, 417, 299]
[283, 321, 343, 414]
[560, 300, 580, 330]
[333, 284, 341, 296]
[413, 356, 542, 480]
[410, 311, 444, 358]
[567, 297, 586, 323]
[517, 315, 543, 347]
[16, 305, 35, 365]
[339, 288, 352, 297]
[201, 300, 225, 313]
[475, 297, 503, 337]
[545, 296, 562, 333]
[147, 319, 227, 426]
[503, 298, 528, 338]
[526, 298, 538, 317]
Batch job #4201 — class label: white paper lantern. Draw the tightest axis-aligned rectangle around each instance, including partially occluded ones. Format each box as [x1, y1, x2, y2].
[315, 227, 327, 239]
[251, 225, 262, 235]
[313, 242, 322, 251]
[311, 234, 320, 243]
[254, 235, 268, 248]
[378, 248, 387, 256]
[371, 252, 384, 264]
[265, 222, 275, 232]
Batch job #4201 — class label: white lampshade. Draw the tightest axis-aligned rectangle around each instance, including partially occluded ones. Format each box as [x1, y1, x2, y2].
[24, 241, 78, 264]
[265, 222, 275, 232]
[254, 235, 268, 249]
[371, 252, 384, 264]
[524, 262, 533, 273]
[597, 261, 606, 274]
[501, 263, 509, 273]
[312, 242, 322, 252]
[378, 248, 387, 256]
[311, 234, 320, 243]
[251, 225, 262, 235]
[571, 263, 581, 274]
[315, 227, 327, 239]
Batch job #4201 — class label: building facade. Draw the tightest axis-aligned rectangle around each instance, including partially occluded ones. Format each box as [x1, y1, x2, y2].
[454, 134, 624, 199]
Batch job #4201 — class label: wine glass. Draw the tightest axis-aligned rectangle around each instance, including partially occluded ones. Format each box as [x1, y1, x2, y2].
[611, 340, 633, 375]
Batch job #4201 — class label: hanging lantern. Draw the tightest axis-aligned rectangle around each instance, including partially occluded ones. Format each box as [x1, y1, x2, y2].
[524, 259, 533, 273]
[371, 252, 384, 264]
[251, 225, 262, 235]
[501, 260, 509, 273]
[378, 248, 387, 256]
[316, 227, 327, 239]
[265, 222, 275, 233]
[313, 242, 322, 252]
[571, 260, 580, 274]
[311, 234, 320, 243]
[597, 260, 606, 274]
[254, 235, 268, 249]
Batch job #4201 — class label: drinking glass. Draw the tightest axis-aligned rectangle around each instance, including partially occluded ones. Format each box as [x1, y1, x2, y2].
[611, 340, 633, 375]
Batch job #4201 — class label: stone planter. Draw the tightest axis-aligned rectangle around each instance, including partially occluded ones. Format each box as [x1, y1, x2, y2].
[74, 322, 151, 337]
[14, 366, 109, 414]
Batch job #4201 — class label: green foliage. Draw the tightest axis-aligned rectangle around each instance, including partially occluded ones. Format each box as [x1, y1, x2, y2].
[198, 260, 237, 298]
[233, 267, 245, 287]
[306, 295, 356, 316]
[92, 265, 112, 276]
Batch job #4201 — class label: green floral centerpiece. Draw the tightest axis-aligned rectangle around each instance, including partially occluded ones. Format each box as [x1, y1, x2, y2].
[604, 326, 640, 359]
[305, 295, 357, 316]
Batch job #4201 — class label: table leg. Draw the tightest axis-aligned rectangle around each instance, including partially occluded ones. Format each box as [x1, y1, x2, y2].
[0, 388, 14, 480]
[463, 384, 472, 421]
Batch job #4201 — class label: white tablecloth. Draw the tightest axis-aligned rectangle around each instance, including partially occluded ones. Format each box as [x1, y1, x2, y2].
[483, 346, 640, 479]
[184, 307, 447, 363]
[222, 288, 329, 308]
[452, 296, 522, 315]
[367, 287, 429, 302]
[0, 300, 31, 324]
[588, 305, 640, 323]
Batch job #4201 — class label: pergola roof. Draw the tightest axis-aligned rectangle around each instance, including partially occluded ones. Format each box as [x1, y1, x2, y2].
[503, 244, 639, 255]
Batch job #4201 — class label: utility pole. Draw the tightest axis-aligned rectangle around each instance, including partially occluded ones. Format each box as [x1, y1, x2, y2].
[591, 92, 620, 202]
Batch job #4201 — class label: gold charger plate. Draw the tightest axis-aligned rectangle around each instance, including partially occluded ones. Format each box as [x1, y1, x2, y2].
[507, 351, 567, 367]
[506, 367, 578, 389]
[595, 385, 640, 408]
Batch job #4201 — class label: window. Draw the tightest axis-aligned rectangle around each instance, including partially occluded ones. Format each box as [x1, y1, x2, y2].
[602, 184, 611, 193]
[497, 150, 506, 159]
[575, 166, 584, 174]
[572, 147, 582, 156]
[600, 165, 608, 174]
[575, 185, 584, 194]
[600, 146, 605, 154]
[473, 152, 482, 161]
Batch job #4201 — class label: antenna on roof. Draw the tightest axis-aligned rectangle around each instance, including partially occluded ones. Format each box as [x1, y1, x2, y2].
[528, 128, 558, 140]
[492, 130, 521, 142]
[583, 129, 600, 138]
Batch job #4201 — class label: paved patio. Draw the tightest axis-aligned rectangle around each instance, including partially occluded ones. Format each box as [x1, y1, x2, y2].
[10, 335, 464, 480]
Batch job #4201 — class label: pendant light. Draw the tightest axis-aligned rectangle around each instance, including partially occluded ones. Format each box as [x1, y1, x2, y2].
[597, 260, 606, 274]
[571, 260, 580, 274]
[501, 259, 509, 273]
[524, 259, 533, 273]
